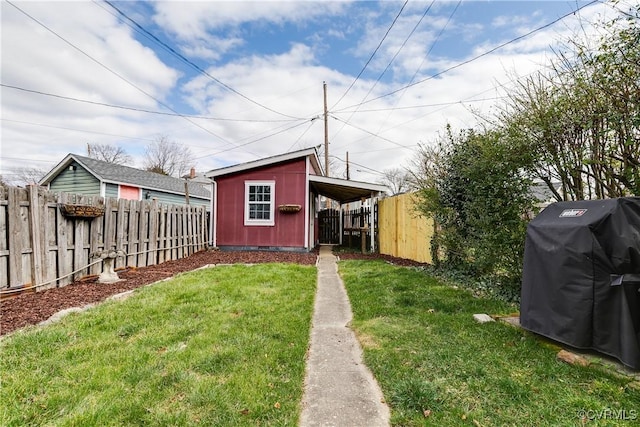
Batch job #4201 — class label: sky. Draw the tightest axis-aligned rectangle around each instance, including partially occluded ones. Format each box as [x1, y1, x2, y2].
[0, 0, 624, 185]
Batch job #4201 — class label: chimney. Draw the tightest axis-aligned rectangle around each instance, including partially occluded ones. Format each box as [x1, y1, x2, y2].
[190, 167, 196, 179]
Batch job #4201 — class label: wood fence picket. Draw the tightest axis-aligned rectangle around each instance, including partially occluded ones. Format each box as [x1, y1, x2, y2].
[0, 186, 209, 294]
[378, 193, 434, 264]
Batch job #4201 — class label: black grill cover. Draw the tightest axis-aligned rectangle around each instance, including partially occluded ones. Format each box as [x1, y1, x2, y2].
[520, 197, 640, 369]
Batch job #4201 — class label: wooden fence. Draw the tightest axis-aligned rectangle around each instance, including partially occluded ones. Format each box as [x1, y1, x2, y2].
[0, 186, 209, 294]
[378, 192, 434, 264]
[318, 207, 377, 251]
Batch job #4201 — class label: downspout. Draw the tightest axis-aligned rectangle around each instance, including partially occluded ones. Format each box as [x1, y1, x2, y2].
[304, 158, 310, 249]
[211, 179, 217, 247]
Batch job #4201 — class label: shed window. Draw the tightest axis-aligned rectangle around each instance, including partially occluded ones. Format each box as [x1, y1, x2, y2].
[245, 181, 275, 226]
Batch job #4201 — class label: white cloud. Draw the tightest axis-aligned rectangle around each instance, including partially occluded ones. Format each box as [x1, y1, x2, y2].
[151, 0, 351, 43]
[1, 1, 180, 174]
[0, 0, 615, 186]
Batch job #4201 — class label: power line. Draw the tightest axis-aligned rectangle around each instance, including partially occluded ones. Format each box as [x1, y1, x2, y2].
[101, 0, 303, 121]
[329, 155, 385, 176]
[334, 0, 599, 113]
[330, 115, 414, 150]
[330, 1, 435, 144]
[0, 156, 59, 164]
[331, 0, 409, 110]
[400, 0, 461, 102]
[0, 84, 299, 123]
[6, 0, 236, 149]
[194, 118, 317, 160]
[1, 118, 158, 141]
[361, 0, 436, 104]
[333, 95, 508, 113]
[285, 119, 319, 152]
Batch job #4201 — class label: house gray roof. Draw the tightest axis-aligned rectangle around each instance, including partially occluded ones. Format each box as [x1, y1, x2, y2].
[531, 180, 560, 204]
[40, 154, 211, 199]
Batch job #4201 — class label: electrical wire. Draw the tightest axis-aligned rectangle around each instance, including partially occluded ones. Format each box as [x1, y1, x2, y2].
[6, 1, 237, 149]
[333, 96, 508, 113]
[334, 0, 599, 113]
[330, 1, 435, 145]
[194, 118, 316, 160]
[285, 119, 320, 152]
[1, 118, 159, 141]
[331, 0, 409, 110]
[330, 115, 414, 150]
[329, 154, 385, 176]
[101, 0, 304, 121]
[398, 0, 461, 104]
[1, 83, 299, 123]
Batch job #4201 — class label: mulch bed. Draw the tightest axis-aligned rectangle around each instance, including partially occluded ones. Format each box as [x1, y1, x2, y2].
[0, 249, 427, 337]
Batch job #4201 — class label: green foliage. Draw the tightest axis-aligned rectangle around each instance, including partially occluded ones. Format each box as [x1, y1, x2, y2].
[502, 2, 640, 199]
[414, 126, 535, 291]
[413, 4, 640, 294]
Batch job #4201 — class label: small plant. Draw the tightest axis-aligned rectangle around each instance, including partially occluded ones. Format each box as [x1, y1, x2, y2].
[390, 378, 442, 413]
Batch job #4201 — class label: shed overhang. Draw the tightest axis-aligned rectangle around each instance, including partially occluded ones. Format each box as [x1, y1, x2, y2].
[308, 175, 387, 204]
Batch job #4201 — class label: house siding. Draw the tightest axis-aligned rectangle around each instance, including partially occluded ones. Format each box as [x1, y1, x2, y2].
[105, 183, 119, 198]
[143, 189, 209, 209]
[49, 162, 100, 195]
[215, 159, 308, 249]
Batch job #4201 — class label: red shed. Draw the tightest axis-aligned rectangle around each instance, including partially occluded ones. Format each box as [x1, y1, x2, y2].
[206, 148, 387, 252]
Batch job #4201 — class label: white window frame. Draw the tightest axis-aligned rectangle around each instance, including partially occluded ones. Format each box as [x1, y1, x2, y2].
[244, 180, 275, 226]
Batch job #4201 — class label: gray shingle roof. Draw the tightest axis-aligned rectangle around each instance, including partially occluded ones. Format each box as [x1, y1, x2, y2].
[66, 154, 210, 198]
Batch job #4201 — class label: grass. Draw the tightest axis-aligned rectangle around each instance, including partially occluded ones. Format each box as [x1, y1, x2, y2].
[0, 263, 316, 426]
[339, 260, 640, 426]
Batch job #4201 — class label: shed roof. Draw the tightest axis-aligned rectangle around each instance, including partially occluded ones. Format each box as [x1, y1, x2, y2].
[205, 147, 323, 178]
[40, 154, 211, 199]
[205, 147, 387, 203]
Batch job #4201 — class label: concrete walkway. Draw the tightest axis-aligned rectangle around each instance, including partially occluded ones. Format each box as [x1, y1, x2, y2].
[300, 245, 390, 427]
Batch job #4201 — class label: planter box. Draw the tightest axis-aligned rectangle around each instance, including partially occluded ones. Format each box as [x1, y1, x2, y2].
[278, 204, 301, 214]
[59, 204, 105, 218]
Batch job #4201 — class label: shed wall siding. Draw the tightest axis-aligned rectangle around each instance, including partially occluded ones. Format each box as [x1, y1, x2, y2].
[49, 163, 100, 195]
[216, 159, 307, 248]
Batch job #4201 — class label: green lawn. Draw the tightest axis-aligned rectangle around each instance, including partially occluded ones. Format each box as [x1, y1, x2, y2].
[0, 263, 316, 426]
[339, 260, 640, 426]
[3, 258, 639, 427]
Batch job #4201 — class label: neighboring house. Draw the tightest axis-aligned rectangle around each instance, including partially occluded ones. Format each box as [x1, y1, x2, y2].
[531, 180, 562, 210]
[205, 147, 387, 252]
[39, 154, 210, 208]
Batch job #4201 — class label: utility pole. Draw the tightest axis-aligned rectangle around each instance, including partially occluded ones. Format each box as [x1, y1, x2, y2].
[323, 81, 329, 178]
[346, 151, 350, 180]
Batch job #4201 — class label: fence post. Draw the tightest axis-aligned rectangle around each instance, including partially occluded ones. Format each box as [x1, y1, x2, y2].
[7, 187, 23, 288]
[115, 199, 126, 270]
[1, 187, 211, 294]
[28, 186, 45, 288]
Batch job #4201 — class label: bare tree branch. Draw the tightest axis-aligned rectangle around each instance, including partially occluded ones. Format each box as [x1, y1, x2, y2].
[143, 136, 195, 177]
[87, 143, 132, 165]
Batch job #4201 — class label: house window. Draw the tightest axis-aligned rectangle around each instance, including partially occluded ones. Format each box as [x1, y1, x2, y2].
[245, 181, 275, 226]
